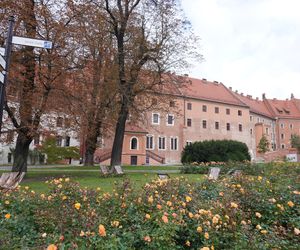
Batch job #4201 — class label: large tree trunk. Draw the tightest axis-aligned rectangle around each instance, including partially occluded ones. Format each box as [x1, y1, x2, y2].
[12, 133, 32, 172]
[110, 100, 128, 166]
[84, 130, 99, 166]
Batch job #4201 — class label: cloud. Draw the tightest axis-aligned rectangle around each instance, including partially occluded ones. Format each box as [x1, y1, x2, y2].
[181, 0, 300, 99]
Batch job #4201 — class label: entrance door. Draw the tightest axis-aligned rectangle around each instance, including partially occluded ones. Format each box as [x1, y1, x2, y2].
[131, 156, 138, 165]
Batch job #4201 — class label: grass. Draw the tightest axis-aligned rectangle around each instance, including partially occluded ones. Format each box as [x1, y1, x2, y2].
[0, 165, 202, 193]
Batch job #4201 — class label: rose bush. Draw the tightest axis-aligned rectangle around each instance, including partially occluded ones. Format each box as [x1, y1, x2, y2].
[0, 163, 299, 249]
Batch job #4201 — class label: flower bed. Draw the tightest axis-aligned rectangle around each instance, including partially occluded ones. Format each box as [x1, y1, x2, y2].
[1, 164, 299, 249]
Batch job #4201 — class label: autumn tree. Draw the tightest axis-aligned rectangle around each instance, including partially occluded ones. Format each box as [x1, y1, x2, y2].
[63, 1, 119, 166]
[101, 0, 201, 167]
[291, 134, 300, 153]
[0, 0, 75, 172]
[257, 134, 270, 154]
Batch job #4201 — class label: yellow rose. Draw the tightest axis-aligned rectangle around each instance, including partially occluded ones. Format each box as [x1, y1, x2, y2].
[255, 212, 262, 218]
[287, 201, 294, 207]
[260, 230, 267, 234]
[145, 214, 151, 219]
[74, 202, 81, 210]
[47, 244, 57, 250]
[230, 202, 238, 208]
[148, 196, 154, 203]
[204, 232, 209, 239]
[197, 226, 203, 233]
[98, 224, 106, 237]
[185, 196, 192, 203]
[5, 213, 11, 219]
[144, 235, 151, 242]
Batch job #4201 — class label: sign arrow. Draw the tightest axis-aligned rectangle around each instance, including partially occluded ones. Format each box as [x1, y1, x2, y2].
[0, 55, 6, 70]
[0, 47, 4, 56]
[12, 36, 52, 49]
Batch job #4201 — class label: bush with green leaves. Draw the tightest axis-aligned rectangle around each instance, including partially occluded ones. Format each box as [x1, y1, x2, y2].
[1, 163, 299, 249]
[181, 140, 251, 164]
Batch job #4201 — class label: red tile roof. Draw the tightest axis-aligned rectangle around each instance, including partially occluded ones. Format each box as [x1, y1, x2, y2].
[180, 78, 247, 107]
[125, 123, 148, 134]
[264, 99, 300, 119]
[231, 92, 274, 118]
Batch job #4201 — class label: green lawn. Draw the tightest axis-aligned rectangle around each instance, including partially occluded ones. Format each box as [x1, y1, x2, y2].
[0, 165, 203, 193]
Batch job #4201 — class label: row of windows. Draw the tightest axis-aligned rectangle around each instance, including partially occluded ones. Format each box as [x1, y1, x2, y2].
[280, 123, 297, 129]
[186, 103, 243, 116]
[152, 113, 174, 126]
[144, 135, 178, 151]
[186, 119, 243, 131]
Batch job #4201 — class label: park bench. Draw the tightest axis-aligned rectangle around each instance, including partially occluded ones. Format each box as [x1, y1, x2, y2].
[157, 173, 170, 180]
[208, 167, 220, 180]
[0, 172, 25, 190]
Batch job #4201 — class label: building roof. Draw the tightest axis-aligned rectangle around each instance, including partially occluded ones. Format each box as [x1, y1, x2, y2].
[231, 92, 274, 119]
[125, 124, 148, 134]
[180, 77, 247, 107]
[264, 98, 300, 119]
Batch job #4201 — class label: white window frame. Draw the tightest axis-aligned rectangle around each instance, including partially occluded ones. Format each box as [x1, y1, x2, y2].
[152, 113, 160, 125]
[202, 119, 207, 129]
[158, 136, 166, 150]
[130, 136, 139, 150]
[166, 114, 175, 126]
[186, 141, 192, 146]
[170, 136, 178, 151]
[146, 135, 154, 150]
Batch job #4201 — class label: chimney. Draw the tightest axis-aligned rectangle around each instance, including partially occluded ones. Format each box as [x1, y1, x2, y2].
[262, 93, 266, 99]
[291, 93, 294, 99]
[256, 97, 259, 101]
[241, 93, 244, 96]
[202, 78, 207, 81]
[214, 81, 218, 83]
[184, 73, 189, 77]
[229, 87, 232, 90]
[247, 95, 252, 99]
[235, 90, 238, 93]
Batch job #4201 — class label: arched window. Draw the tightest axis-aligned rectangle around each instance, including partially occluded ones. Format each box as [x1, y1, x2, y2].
[130, 137, 138, 150]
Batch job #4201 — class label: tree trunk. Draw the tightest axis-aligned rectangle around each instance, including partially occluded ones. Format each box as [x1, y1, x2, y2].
[84, 133, 98, 166]
[12, 133, 32, 172]
[110, 100, 128, 166]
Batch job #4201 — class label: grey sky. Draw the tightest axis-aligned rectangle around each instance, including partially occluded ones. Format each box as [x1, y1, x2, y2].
[181, 0, 300, 100]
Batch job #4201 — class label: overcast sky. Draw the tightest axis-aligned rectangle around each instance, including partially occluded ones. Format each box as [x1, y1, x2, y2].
[181, 0, 300, 100]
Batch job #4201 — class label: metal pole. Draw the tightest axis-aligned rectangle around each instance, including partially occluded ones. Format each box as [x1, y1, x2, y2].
[0, 16, 15, 133]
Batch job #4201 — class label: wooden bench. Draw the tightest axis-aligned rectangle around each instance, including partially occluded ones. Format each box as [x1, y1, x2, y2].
[0, 172, 25, 190]
[157, 173, 170, 180]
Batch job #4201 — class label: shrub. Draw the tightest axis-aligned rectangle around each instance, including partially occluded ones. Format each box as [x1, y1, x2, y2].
[181, 140, 251, 164]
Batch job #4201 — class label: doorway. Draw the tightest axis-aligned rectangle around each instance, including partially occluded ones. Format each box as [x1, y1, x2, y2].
[131, 155, 138, 165]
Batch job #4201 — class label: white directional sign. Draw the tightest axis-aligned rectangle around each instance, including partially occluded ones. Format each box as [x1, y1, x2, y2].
[12, 36, 52, 49]
[0, 71, 4, 84]
[0, 55, 6, 69]
[0, 47, 4, 56]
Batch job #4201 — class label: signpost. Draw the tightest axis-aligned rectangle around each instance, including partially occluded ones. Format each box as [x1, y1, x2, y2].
[0, 16, 52, 133]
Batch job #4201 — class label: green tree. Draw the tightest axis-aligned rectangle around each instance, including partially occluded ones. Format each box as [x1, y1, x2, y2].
[290, 134, 300, 153]
[39, 136, 80, 164]
[257, 134, 270, 153]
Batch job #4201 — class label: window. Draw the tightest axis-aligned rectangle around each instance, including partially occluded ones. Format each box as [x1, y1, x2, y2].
[187, 102, 192, 110]
[215, 107, 219, 114]
[281, 144, 285, 149]
[56, 117, 63, 127]
[238, 110, 242, 116]
[170, 101, 175, 107]
[226, 108, 230, 115]
[290, 124, 293, 129]
[6, 131, 14, 142]
[152, 113, 160, 125]
[56, 136, 62, 147]
[146, 135, 154, 149]
[257, 118, 260, 123]
[64, 118, 71, 128]
[226, 123, 230, 131]
[65, 136, 70, 147]
[239, 124, 243, 132]
[202, 120, 207, 129]
[280, 123, 284, 129]
[187, 118, 192, 127]
[202, 105, 207, 112]
[250, 128, 253, 135]
[281, 134, 284, 140]
[158, 136, 166, 150]
[266, 128, 269, 135]
[215, 121, 219, 130]
[170, 137, 178, 150]
[166, 114, 174, 126]
[250, 116, 253, 121]
[186, 141, 192, 146]
[34, 135, 40, 145]
[130, 137, 138, 150]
